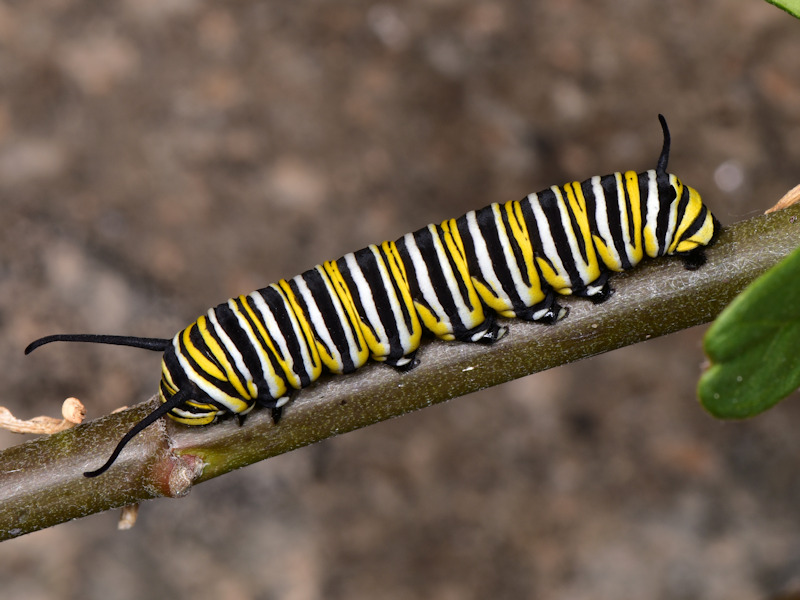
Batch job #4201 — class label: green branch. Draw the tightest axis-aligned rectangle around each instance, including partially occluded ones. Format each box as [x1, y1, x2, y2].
[2, 203, 799, 541]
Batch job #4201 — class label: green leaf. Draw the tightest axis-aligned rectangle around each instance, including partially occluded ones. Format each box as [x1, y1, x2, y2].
[763, 0, 800, 19]
[699, 243, 800, 418]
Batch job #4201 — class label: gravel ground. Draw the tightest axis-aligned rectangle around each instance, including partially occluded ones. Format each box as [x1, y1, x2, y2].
[1, 1, 800, 599]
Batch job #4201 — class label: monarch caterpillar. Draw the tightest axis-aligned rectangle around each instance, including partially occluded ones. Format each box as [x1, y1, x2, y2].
[26, 115, 720, 477]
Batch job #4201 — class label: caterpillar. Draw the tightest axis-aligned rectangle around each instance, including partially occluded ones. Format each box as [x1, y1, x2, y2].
[26, 115, 720, 477]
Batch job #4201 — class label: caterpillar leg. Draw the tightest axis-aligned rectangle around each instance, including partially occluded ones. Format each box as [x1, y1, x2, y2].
[573, 272, 613, 305]
[515, 301, 569, 324]
[454, 312, 506, 344]
[500, 288, 569, 325]
[255, 391, 295, 424]
[679, 247, 708, 270]
[582, 282, 614, 305]
[383, 351, 420, 371]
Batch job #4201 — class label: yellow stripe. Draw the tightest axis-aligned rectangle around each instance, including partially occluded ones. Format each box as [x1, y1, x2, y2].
[185, 399, 219, 411]
[471, 278, 514, 316]
[381, 240, 410, 286]
[160, 360, 179, 396]
[503, 201, 547, 307]
[303, 268, 348, 373]
[669, 181, 703, 253]
[169, 409, 217, 426]
[592, 234, 620, 272]
[536, 256, 570, 294]
[239, 294, 293, 393]
[673, 185, 714, 253]
[675, 216, 716, 252]
[196, 314, 251, 400]
[414, 303, 453, 339]
[322, 261, 371, 365]
[667, 177, 687, 253]
[504, 201, 538, 284]
[182, 321, 225, 381]
[563, 182, 601, 282]
[623, 171, 644, 264]
[440, 219, 484, 326]
[276, 280, 323, 381]
[381, 241, 422, 346]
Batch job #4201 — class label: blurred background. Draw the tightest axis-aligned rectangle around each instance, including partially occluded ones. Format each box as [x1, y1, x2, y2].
[1, 1, 800, 598]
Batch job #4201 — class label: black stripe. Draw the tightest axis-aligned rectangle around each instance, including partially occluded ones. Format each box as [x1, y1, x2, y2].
[179, 322, 239, 398]
[500, 203, 535, 290]
[677, 201, 709, 241]
[536, 187, 584, 292]
[374, 244, 416, 334]
[400, 226, 465, 333]
[596, 175, 633, 269]
[354, 247, 404, 353]
[458, 205, 525, 312]
[296, 268, 359, 374]
[562, 183, 590, 265]
[255, 286, 314, 387]
[337, 247, 405, 362]
[210, 302, 257, 392]
[241, 292, 290, 391]
[637, 170, 671, 256]
[517, 194, 554, 282]
[222, 297, 268, 389]
[334, 255, 372, 340]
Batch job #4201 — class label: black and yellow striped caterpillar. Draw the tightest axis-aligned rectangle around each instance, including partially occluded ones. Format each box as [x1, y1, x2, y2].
[26, 115, 720, 477]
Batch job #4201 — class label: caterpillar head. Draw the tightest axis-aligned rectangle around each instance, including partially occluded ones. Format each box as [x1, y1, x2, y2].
[158, 321, 267, 427]
[158, 340, 227, 427]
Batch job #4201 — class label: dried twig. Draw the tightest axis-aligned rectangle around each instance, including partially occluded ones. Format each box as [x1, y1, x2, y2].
[767, 182, 800, 213]
[0, 397, 86, 434]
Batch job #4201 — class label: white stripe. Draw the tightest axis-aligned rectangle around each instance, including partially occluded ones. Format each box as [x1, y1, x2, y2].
[614, 173, 639, 266]
[527, 192, 568, 287]
[249, 288, 308, 389]
[344, 248, 416, 357]
[174, 339, 239, 411]
[465, 209, 503, 297]
[553, 186, 593, 286]
[402, 231, 453, 330]
[314, 266, 365, 368]
[493, 204, 537, 303]
[643, 169, 661, 257]
[427, 224, 475, 326]
[665, 174, 681, 251]
[229, 299, 284, 400]
[590, 175, 622, 270]
[292, 272, 344, 370]
[369, 245, 415, 348]
[342, 251, 386, 348]
[171, 406, 224, 419]
[207, 307, 253, 394]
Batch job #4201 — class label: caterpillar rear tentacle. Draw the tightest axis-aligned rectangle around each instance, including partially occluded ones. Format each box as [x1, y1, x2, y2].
[26, 115, 720, 477]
